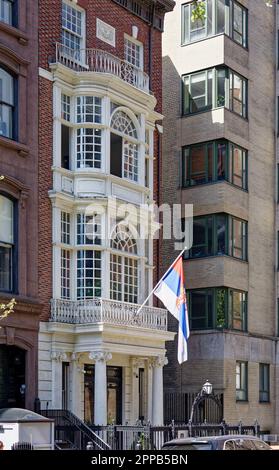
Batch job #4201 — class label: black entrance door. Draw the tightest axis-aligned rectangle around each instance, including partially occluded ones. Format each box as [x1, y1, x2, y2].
[0, 345, 26, 408]
[84, 365, 122, 425]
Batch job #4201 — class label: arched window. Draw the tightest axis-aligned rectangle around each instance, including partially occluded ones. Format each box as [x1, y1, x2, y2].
[110, 224, 138, 304]
[0, 194, 14, 292]
[0, 67, 15, 139]
[110, 110, 139, 182]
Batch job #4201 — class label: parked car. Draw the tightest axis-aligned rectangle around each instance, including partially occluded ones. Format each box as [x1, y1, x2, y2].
[162, 435, 272, 450]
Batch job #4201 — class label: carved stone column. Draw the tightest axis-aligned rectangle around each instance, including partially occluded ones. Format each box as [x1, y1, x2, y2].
[151, 356, 168, 425]
[89, 351, 112, 425]
[70, 353, 83, 418]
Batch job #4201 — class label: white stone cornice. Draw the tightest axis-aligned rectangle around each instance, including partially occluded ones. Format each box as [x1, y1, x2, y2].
[89, 351, 112, 363]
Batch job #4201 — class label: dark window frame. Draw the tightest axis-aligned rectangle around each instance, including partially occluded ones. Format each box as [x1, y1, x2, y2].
[0, 0, 17, 28]
[187, 287, 247, 332]
[259, 363, 270, 403]
[236, 360, 248, 402]
[0, 192, 18, 294]
[182, 139, 248, 190]
[0, 64, 18, 140]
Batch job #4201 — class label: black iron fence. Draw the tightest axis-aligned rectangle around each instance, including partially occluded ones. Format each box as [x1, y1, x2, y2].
[164, 392, 224, 425]
[90, 420, 260, 450]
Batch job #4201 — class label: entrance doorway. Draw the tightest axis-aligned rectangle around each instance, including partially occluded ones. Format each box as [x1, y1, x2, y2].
[0, 345, 26, 408]
[84, 365, 122, 425]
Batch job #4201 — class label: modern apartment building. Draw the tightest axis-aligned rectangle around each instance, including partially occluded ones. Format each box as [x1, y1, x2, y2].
[0, 0, 40, 410]
[162, 0, 278, 431]
[38, 0, 175, 426]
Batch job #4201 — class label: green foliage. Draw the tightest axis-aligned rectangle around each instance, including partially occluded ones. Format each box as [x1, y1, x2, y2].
[191, 1, 206, 22]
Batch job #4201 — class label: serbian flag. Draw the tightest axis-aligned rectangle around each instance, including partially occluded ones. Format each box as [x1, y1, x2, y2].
[154, 256, 189, 363]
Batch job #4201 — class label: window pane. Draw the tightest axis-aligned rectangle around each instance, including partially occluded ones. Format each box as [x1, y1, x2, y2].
[0, 67, 14, 105]
[190, 145, 206, 185]
[0, 0, 13, 25]
[232, 145, 245, 188]
[191, 72, 206, 112]
[217, 68, 226, 107]
[217, 0, 225, 34]
[192, 219, 207, 257]
[190, 3, 206, 41]
[191, 290, 208, 329]
[61, 249, 70, 299]
[233, 2, 245, 46]
[0, 245, 12, 291]
[217, 142, 226, 180]
[216, 214, 226, 255]
[182, 4, 189, 44]
[207, 143, 213, 182]
[216, 289, 226, 328]
[207, 0, 213, 36]
[77, 250, 102, 299]
[124, 38, 142, 69]
[232, 218, 244, 259]
[76, 96, 102, 124]
[0, 195, 13, 244]
[76, 128, 102, 169]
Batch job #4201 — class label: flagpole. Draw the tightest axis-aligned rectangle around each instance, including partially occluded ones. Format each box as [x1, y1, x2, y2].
[135, 245, 188, 316]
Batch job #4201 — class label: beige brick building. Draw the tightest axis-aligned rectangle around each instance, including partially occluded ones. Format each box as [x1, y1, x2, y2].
[162, 0, 279, 432]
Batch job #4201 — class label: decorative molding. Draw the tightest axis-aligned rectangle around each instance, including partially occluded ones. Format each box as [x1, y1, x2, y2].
[96, 18, 115, 47]
[150, 356, 168, 368]
[51, 351, 68, 362]
[89, 351, 112, 363]
[39, 67, 54, 82]
[0, 21, 29, 44]
[0, 136, 29, 157]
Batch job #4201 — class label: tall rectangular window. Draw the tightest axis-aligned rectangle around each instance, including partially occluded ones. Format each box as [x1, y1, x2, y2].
[0, 67, 16, 139]
[77, 250, 102, 299]
[236, 361, 248, 401]
[181, 0, 247, 48]
[62, 1, 84, 51]
[0, 0, 16, 26]
[61, 249, 70, 299]
[228, 290, 247, 331]
[230, 217, 247, 260]
[183, 67, 247, 118]
[61, 212, 70, 244]
[259, 364, 270, 403]
[0, 195, 15, 292]
[229, 70, 247, 118]
[124, 37, 143, 69]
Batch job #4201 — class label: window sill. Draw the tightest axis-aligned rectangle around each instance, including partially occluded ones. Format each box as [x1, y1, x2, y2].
[236, 399, 248, 403]
[182, 106, 248, 122]
[181, 179, 248, 193]
[180, 33, 248, 52]
[0, 136, 29, 157]
[184, 254, 248, 264]
[0, 21, 28, 44]
[259, 401, 271, 404]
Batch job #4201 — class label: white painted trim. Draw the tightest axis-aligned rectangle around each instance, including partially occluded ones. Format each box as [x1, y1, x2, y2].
[39, 67, 54, 81]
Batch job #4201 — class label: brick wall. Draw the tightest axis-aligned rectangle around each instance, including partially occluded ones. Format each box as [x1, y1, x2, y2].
[38, 0, 163, 319]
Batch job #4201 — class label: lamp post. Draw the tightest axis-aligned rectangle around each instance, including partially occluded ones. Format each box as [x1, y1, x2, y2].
[189, 380, 213, 426]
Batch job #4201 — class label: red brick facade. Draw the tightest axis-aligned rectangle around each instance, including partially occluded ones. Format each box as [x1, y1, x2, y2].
[0, 0, 41, 409]
[38, 0, 171, 320]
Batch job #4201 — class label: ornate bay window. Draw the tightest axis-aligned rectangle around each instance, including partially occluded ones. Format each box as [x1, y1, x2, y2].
[77, 250, 102, 299]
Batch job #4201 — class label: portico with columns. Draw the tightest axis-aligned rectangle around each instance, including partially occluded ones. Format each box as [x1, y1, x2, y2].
[39, 320, 174, 425]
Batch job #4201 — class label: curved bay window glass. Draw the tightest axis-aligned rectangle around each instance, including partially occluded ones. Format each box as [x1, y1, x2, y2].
[0, 67, 15, 139]
[0, 195, 14, 292]
[187, 288, 247, 331]
[182, 139, 248, 189]
[182, 0, 247, 48]
[110, 224, 138, 303]
[182, 67, 247, 118]
[110, 110, 139, 182]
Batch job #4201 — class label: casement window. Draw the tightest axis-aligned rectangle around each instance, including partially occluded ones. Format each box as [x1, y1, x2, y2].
[0, 0, 16, 27]
[0, 67, 16, 139]
[259, 364, 270, 403]
[76, 128, 102, 169]
[110, 110, 139, 182]
[61, 212, 70, 244]
[110, 223, 138, 304]
[61, 249, 70, 299]
[0, 195, 15, 292]
[182, 67, 247, 118]
[185, 214, 247, 261]
[77, 250, 102, 299]
[187, 287, 247, 331]
[124, 36, 143, 69]
[182, 140, 247, 189]
[62, 1, 84, 52]
[181, 0, 247, 48]
[76, 213, 102, 246]
[236, 361, 248, 401]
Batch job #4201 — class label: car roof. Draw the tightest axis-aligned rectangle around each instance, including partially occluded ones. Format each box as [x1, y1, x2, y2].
[162, 435, 261, 446]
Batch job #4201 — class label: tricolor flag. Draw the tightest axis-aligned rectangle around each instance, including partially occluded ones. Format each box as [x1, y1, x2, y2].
[154, 256, 189, 364]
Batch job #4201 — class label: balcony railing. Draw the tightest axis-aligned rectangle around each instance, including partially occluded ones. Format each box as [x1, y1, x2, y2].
[51, 43, 150, 93]
[50, 298, 168, 331]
